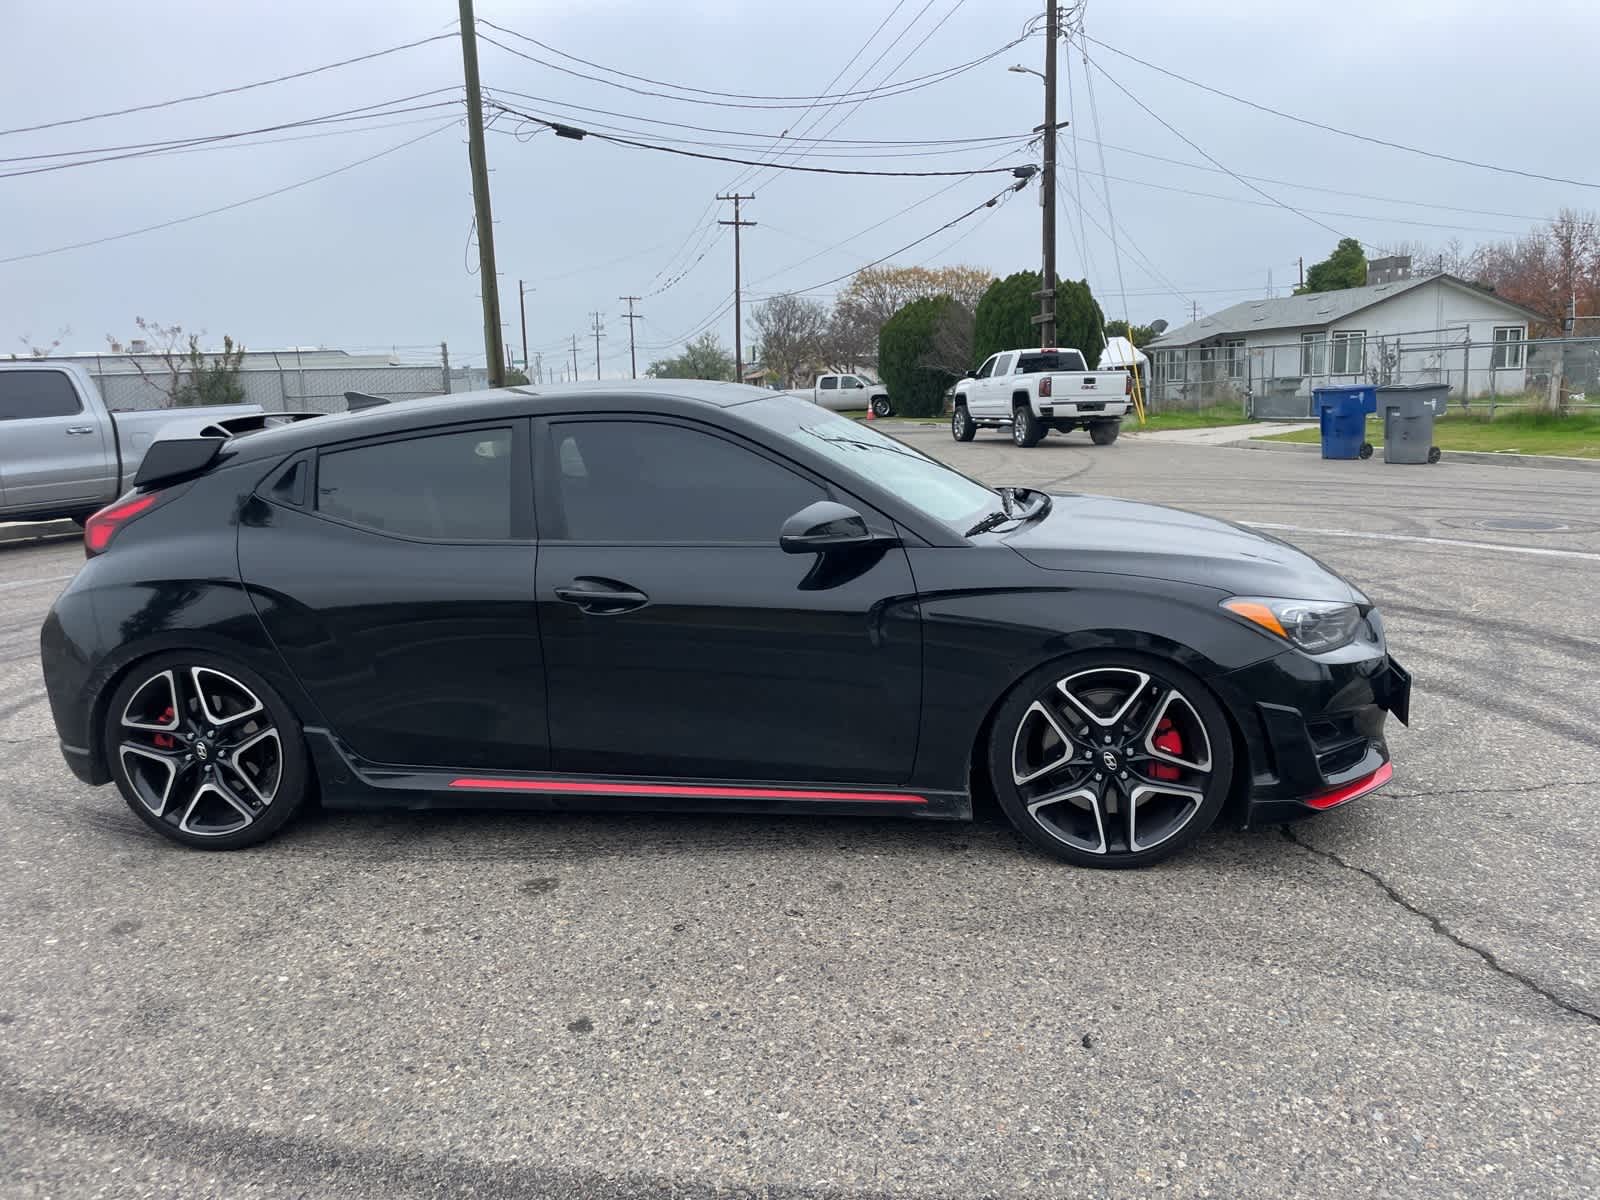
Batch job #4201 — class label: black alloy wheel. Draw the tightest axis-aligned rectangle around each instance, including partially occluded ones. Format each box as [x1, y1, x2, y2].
[1013, 405, 1043, 448]
[989, 654, 1233, 867]
[104, 654, 310, 848]
[952, 404, 976, 442]
[871, 395, 893, 418]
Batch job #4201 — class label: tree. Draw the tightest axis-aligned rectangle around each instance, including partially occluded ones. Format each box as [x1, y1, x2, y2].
[1056, 279, 1106, 369]
[878, 295, 960, 418]
[751, 293, 829, 386]
[921, 300, 976, 378]
[1104, 319, 1161, 349]
[830, 264, 995, 369]
[108, 318, 246, 407]
[972, 271, 1039, 365]
[1298, 237, 1368, 293]
[645, 331, 734, 380]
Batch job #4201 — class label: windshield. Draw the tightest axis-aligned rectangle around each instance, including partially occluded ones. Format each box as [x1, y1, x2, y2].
[773, 408, 997, 526]
[1016, 350, 1087, 373]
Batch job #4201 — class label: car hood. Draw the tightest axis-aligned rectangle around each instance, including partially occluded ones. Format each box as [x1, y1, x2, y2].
[1002, 493, 1361, 602]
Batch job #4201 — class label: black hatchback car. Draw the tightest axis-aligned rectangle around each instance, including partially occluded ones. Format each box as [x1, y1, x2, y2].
[41, 382, 1408, 867]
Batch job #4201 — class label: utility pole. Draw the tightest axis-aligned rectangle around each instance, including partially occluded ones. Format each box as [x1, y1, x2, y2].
[589, 312, 606, 379]
[717, 193, 756, 379]
[440, 340, 451, 394]
[518, 280, 531, 377]
[1036, 0, 1059, 347]
[534, 351, 543, 385]
[1298, 256, 1304, 289]
[618, 296, 642, 378]
[569, 334, 580, 381]
[1191, 300, 1199, 323]
[458, 0, 505, 388]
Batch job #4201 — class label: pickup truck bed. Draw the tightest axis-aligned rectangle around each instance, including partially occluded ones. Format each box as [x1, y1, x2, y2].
[1, 362, 260, 523]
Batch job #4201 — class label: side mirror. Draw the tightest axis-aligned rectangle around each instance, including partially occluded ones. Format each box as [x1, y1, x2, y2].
[852, 380, 865, 389]
[780, 500, 893, 553]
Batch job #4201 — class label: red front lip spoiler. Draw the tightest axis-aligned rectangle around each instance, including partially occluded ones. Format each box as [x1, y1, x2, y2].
[1305, 761, 1393, 810]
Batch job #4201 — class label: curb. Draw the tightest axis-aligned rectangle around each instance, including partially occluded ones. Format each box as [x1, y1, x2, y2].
[1232, 438, 1600, 474]
[0, 520, 79, 547]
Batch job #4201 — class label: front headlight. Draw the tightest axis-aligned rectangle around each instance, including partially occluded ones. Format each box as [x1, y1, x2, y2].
[1221, 596, 1362, 654]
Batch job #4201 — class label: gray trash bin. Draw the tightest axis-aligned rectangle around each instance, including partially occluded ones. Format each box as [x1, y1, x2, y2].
[1376, 383, 1449, 464]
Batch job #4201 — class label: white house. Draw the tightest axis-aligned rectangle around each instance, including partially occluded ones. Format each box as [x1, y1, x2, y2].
[1144, 273, 1543, 414]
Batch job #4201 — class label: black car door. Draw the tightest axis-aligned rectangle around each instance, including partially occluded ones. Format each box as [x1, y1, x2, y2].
[238, 421, 549, 772]
[532, 414, 921, 785]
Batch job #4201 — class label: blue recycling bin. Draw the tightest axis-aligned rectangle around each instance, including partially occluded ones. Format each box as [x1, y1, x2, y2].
[1313, 387, 1375, 460]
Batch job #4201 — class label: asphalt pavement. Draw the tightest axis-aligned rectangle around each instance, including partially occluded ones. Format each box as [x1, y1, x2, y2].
[3, 432, 1598, 1199]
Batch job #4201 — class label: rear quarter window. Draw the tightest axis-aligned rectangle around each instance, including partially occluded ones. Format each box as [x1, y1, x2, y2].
[315, 428, 513, 541]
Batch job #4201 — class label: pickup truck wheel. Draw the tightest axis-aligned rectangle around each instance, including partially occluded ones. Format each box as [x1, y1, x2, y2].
[1090, 421, 1121, 446]
[951, 404, 976, 442]
[871, 395, 892, 418]
[102, 652, 312, 850]
[1012, 405, 1043, 448]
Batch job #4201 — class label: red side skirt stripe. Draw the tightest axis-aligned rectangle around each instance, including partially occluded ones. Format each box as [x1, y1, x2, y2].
[1305, 761, 1393, 810]
[446, 778, 928, 805]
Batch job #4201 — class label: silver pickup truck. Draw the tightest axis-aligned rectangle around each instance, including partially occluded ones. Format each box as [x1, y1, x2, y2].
[0, 362, 260, 524]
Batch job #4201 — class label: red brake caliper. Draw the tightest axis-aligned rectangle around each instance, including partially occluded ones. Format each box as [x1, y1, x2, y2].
[152, 705, 176, 750]
[1149, 718, 1183, 782]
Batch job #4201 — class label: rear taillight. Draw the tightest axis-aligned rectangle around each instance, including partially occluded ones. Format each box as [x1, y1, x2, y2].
[1124, 372, 1133, 395]
[84, 491, 164, 557]
[1039, 376, 1052, 398]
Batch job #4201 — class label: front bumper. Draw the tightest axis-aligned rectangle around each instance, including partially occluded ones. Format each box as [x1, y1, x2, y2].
[1210, 634, 1410, 826]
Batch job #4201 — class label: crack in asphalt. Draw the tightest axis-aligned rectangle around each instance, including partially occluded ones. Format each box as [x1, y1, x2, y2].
[1386, 778, 1600, 800]
[1281, 826, 1600, 1027]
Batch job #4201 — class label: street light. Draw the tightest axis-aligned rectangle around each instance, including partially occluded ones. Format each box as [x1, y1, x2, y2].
[1008, 64, 1046, 81]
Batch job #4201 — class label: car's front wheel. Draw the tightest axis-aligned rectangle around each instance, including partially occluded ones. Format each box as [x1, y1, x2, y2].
[987, 653, 1233, 868]
[102, 653, 311, 849]
[951, 403, 976, 441]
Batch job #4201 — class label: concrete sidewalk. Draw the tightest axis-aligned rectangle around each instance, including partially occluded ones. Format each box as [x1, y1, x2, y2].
[1126, 420, 1315, 445]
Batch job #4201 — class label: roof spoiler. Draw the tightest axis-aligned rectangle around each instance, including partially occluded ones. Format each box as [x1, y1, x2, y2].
[345, 391, 390, 412]
[133, 411, 324, 489]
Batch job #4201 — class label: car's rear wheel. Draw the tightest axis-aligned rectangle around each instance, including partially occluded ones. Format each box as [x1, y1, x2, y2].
[102, 653, 311, 849]
[1012, 405, 1043, 447]
[871, 395, 892, 418]
[951, 403, 976, 441]
[987, 653, 1233, 868]
[1089, 421, 1121, 445]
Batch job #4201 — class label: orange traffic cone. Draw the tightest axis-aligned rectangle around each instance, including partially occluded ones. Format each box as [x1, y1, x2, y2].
[865, 399, 876, 420]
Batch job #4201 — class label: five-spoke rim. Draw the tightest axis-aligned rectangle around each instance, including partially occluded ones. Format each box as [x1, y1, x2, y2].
[953, 407, 968, 436]
[118, 667, 282, 838]
[1010, 666, 1213, 856]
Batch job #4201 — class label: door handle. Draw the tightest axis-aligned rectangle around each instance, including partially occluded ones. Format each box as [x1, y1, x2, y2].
[554, 579, 650, 615]
[65, 425, 95, 435]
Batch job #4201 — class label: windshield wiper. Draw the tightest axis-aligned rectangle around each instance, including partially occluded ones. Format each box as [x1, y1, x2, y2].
[963, 488, 1050, 538]
[964, 510, 1013, 537]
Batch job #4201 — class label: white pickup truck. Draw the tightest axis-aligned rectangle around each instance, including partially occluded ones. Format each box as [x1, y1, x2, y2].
[950, 347, 1131, 447]
[783, 372, 893, 418]
[0, 361, 260, 525]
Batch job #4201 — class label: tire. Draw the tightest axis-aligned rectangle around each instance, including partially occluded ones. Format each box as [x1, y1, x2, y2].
[1089, 421, 1121, 446]
[951, 404, 976, 442]
[871, 395, 893, 418]
[1359, 442, 1374, 460]
[101, 651, 312, 850]
[1012, 405, 1043, 448]
[986, 651, 1235, 868]
[1427, 446, 1441, 463]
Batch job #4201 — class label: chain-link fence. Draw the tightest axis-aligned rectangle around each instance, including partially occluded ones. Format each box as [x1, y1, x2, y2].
[1145, 331, 1600, 419]
[32, 348, 457, 415]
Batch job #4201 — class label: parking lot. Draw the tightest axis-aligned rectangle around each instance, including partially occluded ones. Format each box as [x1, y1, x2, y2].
[3, 433, 1598, 1199]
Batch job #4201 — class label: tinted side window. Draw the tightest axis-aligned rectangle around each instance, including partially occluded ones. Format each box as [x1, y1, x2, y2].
[975, 357, 997, 380]
[0, 371, 83, 420]
[818, 376, 837, 391]
[316, 428, 513, 540]
[547, 421, 823, 543]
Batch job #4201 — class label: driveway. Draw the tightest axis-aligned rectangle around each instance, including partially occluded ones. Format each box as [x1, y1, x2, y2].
[2, 434, 1597, 1199]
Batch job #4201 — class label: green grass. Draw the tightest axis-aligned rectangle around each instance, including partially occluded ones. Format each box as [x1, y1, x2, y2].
[1256, 408, 1600, 459]
[1133, 402, 1249, 432]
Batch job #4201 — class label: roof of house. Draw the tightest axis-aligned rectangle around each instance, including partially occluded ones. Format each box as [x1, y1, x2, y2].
[1147, 273, 1542, 349]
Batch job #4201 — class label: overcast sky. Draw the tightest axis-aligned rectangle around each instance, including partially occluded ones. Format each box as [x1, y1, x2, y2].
[4, 0, 1598, 377]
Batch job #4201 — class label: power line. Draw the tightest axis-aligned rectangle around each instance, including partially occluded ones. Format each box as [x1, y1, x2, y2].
[0, 33, 457, 139]
[0, 95, 462, 179]
[474, 19, 1030, 111]
[490, 103, 1028, 177]
[1080, 33, 1600, 192]
[0, 120, 456, 265]
[1071, 37, 1359, 246]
